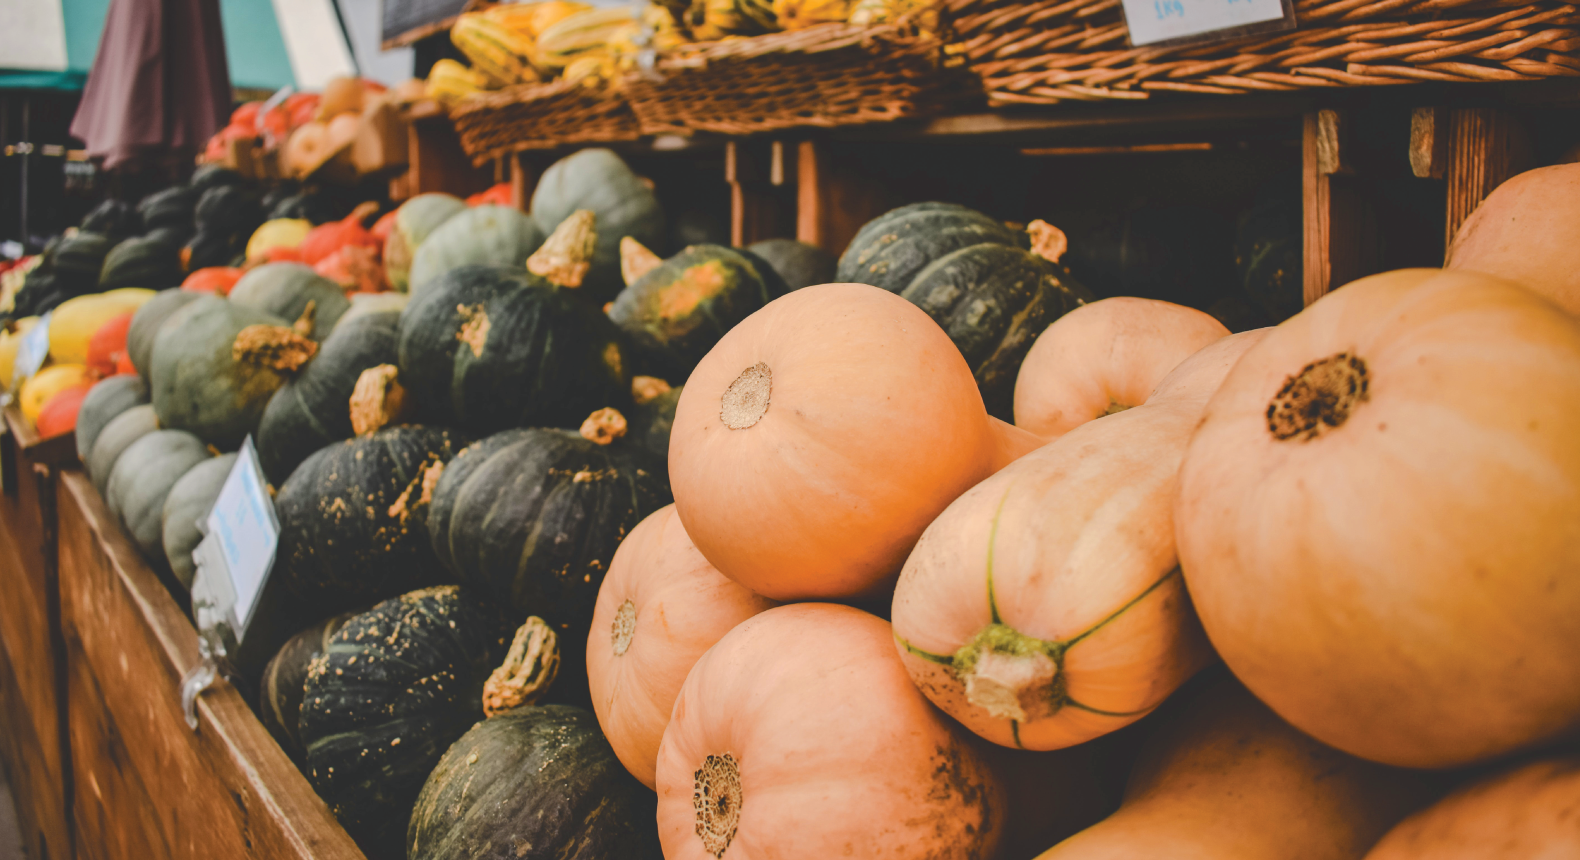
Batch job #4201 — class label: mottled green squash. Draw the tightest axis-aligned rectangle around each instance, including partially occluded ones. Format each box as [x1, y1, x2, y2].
[127, 288, 202, 381]
[746, 238, 835, 294]
[530, 148, 666, 303]
[385, 193, 467, 293]
[76, 374, 149, 462]
[275, 426, 470, 616]
[100, 234, 184, 290]
[300, 586, 504, 857]
[407, 206, 544, 296]
[53, 232, 115, 293]
[105, 429, 212, 564]
[228, 263, 350, 340]
[836, 202, 1024, 294]
[408, 705, 661, 860]
[259, 612, 354, 764]
[87, 404, 160, 496]
[161, 453, 237, 590]
[607, 244, 781, 378]
[80, 199, 140, 239]
[136, 185, 200, 232]
[397, 265, 630, 434]
[338, 291, 409, 328]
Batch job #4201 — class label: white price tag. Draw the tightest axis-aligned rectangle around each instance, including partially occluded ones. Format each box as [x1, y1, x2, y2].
[190, 437, 279, 644]
[12, 310, 51, 391]
[1121, 0, 1294, 47]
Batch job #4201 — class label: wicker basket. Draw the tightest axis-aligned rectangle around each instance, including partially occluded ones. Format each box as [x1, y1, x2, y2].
[624, 21, 980, 135]
[449, 79, 641, 163]
[946, 0, 1580, 104]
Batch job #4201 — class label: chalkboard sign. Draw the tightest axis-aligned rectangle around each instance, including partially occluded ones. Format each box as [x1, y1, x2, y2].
[383, 0, 472, 48]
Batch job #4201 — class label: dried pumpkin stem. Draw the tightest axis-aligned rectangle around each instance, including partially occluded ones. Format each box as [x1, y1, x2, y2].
[1266, 352, 1370, 442]
[721, 362, 771, 430]
[580, 408, 628, 445]
[632, 374, 673, 405]
[232, 325, 318, 372]
[693, 752, 742, 858]
[1027, 219, 1069, 265]
[527, 209, 597, 289]
[620, 235, 664, 286]
[481, 616, 561, 717]
[349, 364, 410, 436]
[292, 300, 318, 338]
[953, 624, 1066, 724]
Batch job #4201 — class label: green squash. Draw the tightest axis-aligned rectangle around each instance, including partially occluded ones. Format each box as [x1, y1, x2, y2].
[87, 404, 159, 496]
[162, 453, 237, 590]
[836, 201, 1025, 294]
[397, 265, 630, 434]
[189, 164, 245, 193]
[338, 291, 409, 328]
[80, 199, 140, 239]
[100, 234, 184, 290]
[105, 430, 212, 564]
[1235, 193, 1303, 324]
[408, 705, 661, 860]
[259, 612, 354, 765]
[627, 383, 680, 461]
[407, 206, 544, 296]
[53, 232, 115, 293]
[427, 425, 671, 703]
[149, 295, 309, 450]
[75, 375, 150, 462]
[256, 310, 401, 485]
[275, 426, 470, 616]
[300, 586, 504, 857]
[127, 288, 202, 381]
[747, 238, 835, 293]
[136, 185, 199, 232]
[228, 263, 350, 340]
[607, 244, 782, 379]
[385, 193, 467, 293]
[530, 148, 666, 304]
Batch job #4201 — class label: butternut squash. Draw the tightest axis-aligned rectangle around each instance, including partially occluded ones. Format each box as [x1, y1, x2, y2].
[1365, 755, 1580, 860]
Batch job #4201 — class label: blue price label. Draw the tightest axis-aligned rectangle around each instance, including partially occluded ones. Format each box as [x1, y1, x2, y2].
[1122, 0, 1293, 46]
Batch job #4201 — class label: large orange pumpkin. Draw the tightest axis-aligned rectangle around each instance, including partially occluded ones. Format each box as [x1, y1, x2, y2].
[1364, 755, 1580, 860]
[1038, 675, 1442, 859]
[1177, 268, 1580, 768]
[1445, 163, 1580, 316]
[1013, 297, 1228, 439]
[670, 283, 1038, 602]
[586, 504, 777, 789]
[655, 603, 1005, 860]
[892, 329, 1264, 751]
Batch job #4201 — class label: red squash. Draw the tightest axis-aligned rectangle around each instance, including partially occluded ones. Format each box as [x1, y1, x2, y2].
[35, 384, 92, 439]
[298, 202, 381, 266]
[182, 266, 245, 296]
[85, 312, 135, 378]
[467, 184, 513, 207]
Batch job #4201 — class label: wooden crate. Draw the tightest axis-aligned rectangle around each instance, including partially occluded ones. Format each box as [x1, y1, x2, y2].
[0, 406, 77, 860]
[56, 469, 368, 860]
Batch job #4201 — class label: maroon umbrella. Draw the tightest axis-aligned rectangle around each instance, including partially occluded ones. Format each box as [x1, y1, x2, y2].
[70, 0, 232, 170]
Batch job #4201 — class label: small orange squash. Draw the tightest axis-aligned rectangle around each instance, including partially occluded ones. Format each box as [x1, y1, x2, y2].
[1013, 297, 1228, 439]
[1177, 268, 1580, 768]
[892, 329, 1265, 751]
[655, 603, 1005, 860]
[586, 504, 777, 789]
[1365, 755, 1580, 860]
[35, 383, 92, 439]
[1445, 163, 1580, 316]
[670, 283, 1042, 602]
[85, 311, 134, 378]
[182, 266, 244, 295]
[1038, 675, 1442, 860]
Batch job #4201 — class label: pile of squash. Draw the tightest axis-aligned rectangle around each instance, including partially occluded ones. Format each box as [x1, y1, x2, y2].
[45, 144, 1580, 860]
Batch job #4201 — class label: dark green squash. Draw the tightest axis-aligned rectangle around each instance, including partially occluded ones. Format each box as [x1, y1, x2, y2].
[127, 288, 202, 381]
[259, 611, 354, 764]
[427, 423, 670, 702]
[189, 164, 245, 193]
[9, 269, 68, 320]
[407, 206, 545, 296]
[136, 185, 200, 232]
[299, 585, 503, 857]
[627, 383, 680, 461]
[1235, 193, 1303, 324]
[901, 241, 1091, 418]
[607, 244, 780, 379]
[256, 310, 401, 485]
[338, 291, 409, 328]
[228, 263, 350, 340]
[75, 374, 149, 462]
[162, 453, 237, 590]
[397, 264, 630, 434]
[747, 238, 836, 293]
[275, 426, 470, 616]
[530, 148, 666, 303]
[408, 705, 661, 860]
[385, 193, 467, 293]
[836, 202, 1025, 294]
[87, 404, 159, 495]
[188, 186, 266, 270]
[53, 232, 115, 294]
[80, 199, 140, 238]
[100, 234, 184, 290]
[106, 430, 213, 565]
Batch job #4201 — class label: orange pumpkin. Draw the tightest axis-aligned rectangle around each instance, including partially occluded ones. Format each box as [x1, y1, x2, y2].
[586, 504, 777, 789]
[892, 329, 1264, 751]
[85, 311, 135, 378]
[670, 283, 1039, 602]
[1177, 268, 1580, 768]
[182, 266, 244, 295]
[1013, 297, 1228, 439]
[1445, 163, 1580, 316]
[1038, 675, 1442, 860]
[299, 202, 381, 266]
[655, 603, 1005, 860]
[1364, 755, 1580, 860]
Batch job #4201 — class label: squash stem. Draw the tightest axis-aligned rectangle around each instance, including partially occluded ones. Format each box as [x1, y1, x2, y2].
[953, 623, 1066, 723]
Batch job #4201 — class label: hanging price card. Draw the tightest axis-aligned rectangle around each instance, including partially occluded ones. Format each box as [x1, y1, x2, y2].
[11, 311, 52, 391]
[1121, 0, 1295, 47]
[190, 436, 279, 643]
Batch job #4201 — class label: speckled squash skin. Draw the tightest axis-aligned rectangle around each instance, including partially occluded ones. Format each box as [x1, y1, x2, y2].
[87, 403, 160, 495]
[162, 453, 237, 589]
[275, 426, 471, 617]
[836, 202, 1024, 294]
[259, 611, 354, 764]
[148, 295, 294, 449]
[256, 311, 401, 485]
[75, 374, 148, 462]
[608, 244, 783, 379]
[408, 705, 662, 860]
[126, 288, 201, 381]
[227, 262, 350, 340]
[427, 428, 671, 703]
[105, 429, 213, 564]
[300, 586, 504, 858]
[398, 265, 631, 434]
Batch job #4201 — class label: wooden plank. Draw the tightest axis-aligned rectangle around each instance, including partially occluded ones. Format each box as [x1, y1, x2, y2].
[406, 112, 492, 199]
[1410, 107, 1448, 180]
[796, 140, 889, 257]
[509, 153, 538, 212]
[1443, 108, 1531, 253]
[57, 470, 366, 860]
[728, 141, 791, 246]
[1303, 111, 1381, 306]
[0, 623, 71, 860]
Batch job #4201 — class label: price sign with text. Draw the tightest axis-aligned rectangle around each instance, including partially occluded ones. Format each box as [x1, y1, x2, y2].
[1122, 0, 1295, 47]
[190, 437, 279, 645]
[12, 311, 51, 391]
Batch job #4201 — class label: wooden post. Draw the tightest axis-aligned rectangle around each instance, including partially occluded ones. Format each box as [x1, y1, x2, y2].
[1410, 107, 1448, 180]
[1303, 110, 1379, 306]
[405, 104, 492, 199]
[1442, 108, 1530, 254]
[728, 141, 791, 247]
[509, 152, 538, 212]
[796, 140, 889, 257]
